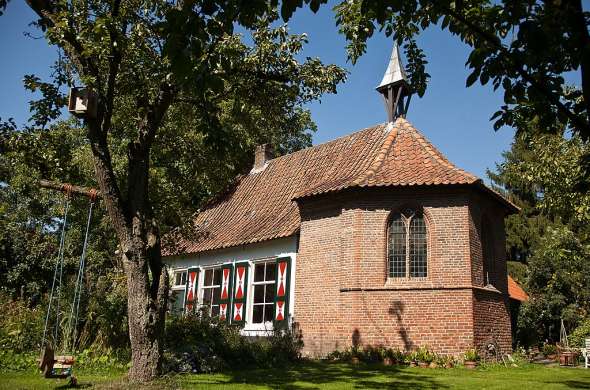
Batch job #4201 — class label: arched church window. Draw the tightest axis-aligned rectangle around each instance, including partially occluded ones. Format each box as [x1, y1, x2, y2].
[387, 209, 428, 278]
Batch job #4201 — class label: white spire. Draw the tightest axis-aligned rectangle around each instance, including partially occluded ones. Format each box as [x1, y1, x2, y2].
[377, 44, 408, 91]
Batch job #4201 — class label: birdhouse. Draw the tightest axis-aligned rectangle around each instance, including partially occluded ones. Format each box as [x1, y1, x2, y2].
[68, 87, 97, 119]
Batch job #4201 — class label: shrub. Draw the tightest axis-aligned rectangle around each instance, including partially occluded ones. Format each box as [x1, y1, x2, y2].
[385, 348, 405, 363]
[163, 311, 303, 373]
[0, 293, 44, 353]
[542, 343, 557, 357]
[0, 350, 38, 372]
[359, 345, 385, 363]
[569, 317, 590, 348]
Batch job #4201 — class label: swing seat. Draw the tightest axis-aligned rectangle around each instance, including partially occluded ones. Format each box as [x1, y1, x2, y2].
[38, 345, 75, 379]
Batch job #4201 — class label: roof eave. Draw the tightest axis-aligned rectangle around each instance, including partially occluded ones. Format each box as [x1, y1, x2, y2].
[473, 181, 520, 215]
[162, 229, 300, 258]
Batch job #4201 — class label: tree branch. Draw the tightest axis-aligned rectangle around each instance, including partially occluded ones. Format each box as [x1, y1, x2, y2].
[25, 0, 100, 79]
[443, 5, 590, 137]
[126, 83, 175, 222]
[87, 117, 130, 242]
[39, 179, 101, 199]
[569, 0, 590, 133]
[101, 0, 124, 137]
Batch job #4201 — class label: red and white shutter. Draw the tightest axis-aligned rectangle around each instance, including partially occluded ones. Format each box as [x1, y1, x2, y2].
[184, 267, 199, 314]
[219, 263, 233, 322]
[231, 262, 249, 325]
[274, 257, 291, 328]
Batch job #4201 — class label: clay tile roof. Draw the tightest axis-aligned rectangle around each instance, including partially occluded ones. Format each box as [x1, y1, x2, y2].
[294, 117, 478, 198]
[508, 275, 529, 302]
[164, 117, 514, 256]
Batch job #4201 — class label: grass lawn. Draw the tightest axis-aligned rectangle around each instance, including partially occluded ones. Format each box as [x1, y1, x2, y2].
[1, 361, 590, 389]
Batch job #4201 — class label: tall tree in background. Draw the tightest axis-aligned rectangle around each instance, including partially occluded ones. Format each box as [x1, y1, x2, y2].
[1, 0, 345, 381]
[489, 124, 590, 343]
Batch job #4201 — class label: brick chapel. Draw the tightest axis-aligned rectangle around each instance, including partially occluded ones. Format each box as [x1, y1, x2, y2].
[164, 45, 521, 357]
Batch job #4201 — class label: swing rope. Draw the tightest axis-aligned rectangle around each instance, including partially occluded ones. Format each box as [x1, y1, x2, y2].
[41, 196, 70, 350]
[65, 199, 95, 352]
[41, 186, 96, 354]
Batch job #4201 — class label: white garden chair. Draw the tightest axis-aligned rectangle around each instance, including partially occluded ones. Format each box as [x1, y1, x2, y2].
[583, 338, 590, 369]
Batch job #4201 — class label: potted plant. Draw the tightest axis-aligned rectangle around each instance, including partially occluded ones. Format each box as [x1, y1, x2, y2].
[416, 346, 435, 368]
[463, 349, 479, 369]
[435, 355, 448, 369]
[382, 349, 394, 366]
[443, 355, 455, 369]
[542, 344, 558, 361]
[350, 346, 361, 365]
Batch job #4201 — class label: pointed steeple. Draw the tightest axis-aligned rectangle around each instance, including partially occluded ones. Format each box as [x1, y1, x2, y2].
[376, 44, 412, 122]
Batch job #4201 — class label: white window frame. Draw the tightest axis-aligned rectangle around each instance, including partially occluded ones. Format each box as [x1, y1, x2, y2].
[199, 265, 222, 317]
[170, 268, 187, 314]
[172, 269, 188, 288]
[244, 258, 276, 332]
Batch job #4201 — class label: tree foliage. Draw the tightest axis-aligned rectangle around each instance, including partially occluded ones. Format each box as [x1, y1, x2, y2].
[280, 0, 590, 141]
[489, 125, 590, 344]
[1, 0, 345, 380]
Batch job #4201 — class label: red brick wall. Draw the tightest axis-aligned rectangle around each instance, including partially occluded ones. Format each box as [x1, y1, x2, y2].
[472, 290, 512, 355]
[294, 186, 512, 357]
[468, 191, 512, 354]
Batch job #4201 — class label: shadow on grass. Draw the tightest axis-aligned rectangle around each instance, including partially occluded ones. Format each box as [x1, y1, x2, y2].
[55, 382, 92, 389]
[181, 361, 448, 389]
[551, 380, 590, 389]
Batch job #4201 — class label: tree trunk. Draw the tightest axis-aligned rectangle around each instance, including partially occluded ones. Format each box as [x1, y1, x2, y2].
[123, 237, 168, 382]
[87, 115, 170, 382]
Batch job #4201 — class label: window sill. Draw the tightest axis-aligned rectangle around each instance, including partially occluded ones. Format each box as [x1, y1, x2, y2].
[241, 323, 274, 337]
[383, 277, 431, 289]
[340, 284, 507, 294]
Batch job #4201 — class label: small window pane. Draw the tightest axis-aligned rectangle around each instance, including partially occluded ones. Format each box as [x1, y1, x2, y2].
[254, 284, 265, 304]
[254, 263, 265, 282]
[212, 287, 221, 304]
[264, 304, 274, 322]
[213, 269, 222, 285]
[174, 271, 187, 286]
[211, 305, 220, 317]
[388, 214, 407, 278]
[204, 269, 213, 286]
[169, 290, 184, 315]
[203, 289, 212, 305]
[252, 305, 263, 323]
[265, 284, 275, 301]
[409, 214, 427, 277]
[265, 262, 276, 281]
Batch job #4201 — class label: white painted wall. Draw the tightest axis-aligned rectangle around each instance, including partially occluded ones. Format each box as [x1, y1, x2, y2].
[165, 236, 298, 336]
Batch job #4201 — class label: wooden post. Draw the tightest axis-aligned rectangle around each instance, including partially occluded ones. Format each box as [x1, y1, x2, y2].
[39, 179, 101, 200]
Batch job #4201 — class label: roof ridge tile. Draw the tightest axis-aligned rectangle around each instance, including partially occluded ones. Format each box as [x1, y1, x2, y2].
[353, 121, 400, 186]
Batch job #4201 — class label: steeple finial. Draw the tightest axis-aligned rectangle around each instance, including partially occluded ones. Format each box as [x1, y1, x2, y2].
[376, 44, 412, 122]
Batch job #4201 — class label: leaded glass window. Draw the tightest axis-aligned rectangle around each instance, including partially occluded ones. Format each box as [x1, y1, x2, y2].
[388, 209, 428, 278]
[388, 214, 406, 277]
[409, 215, 427, 277]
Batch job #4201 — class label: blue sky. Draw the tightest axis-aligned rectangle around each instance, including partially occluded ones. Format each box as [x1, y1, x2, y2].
[0, 2, 576, 181]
